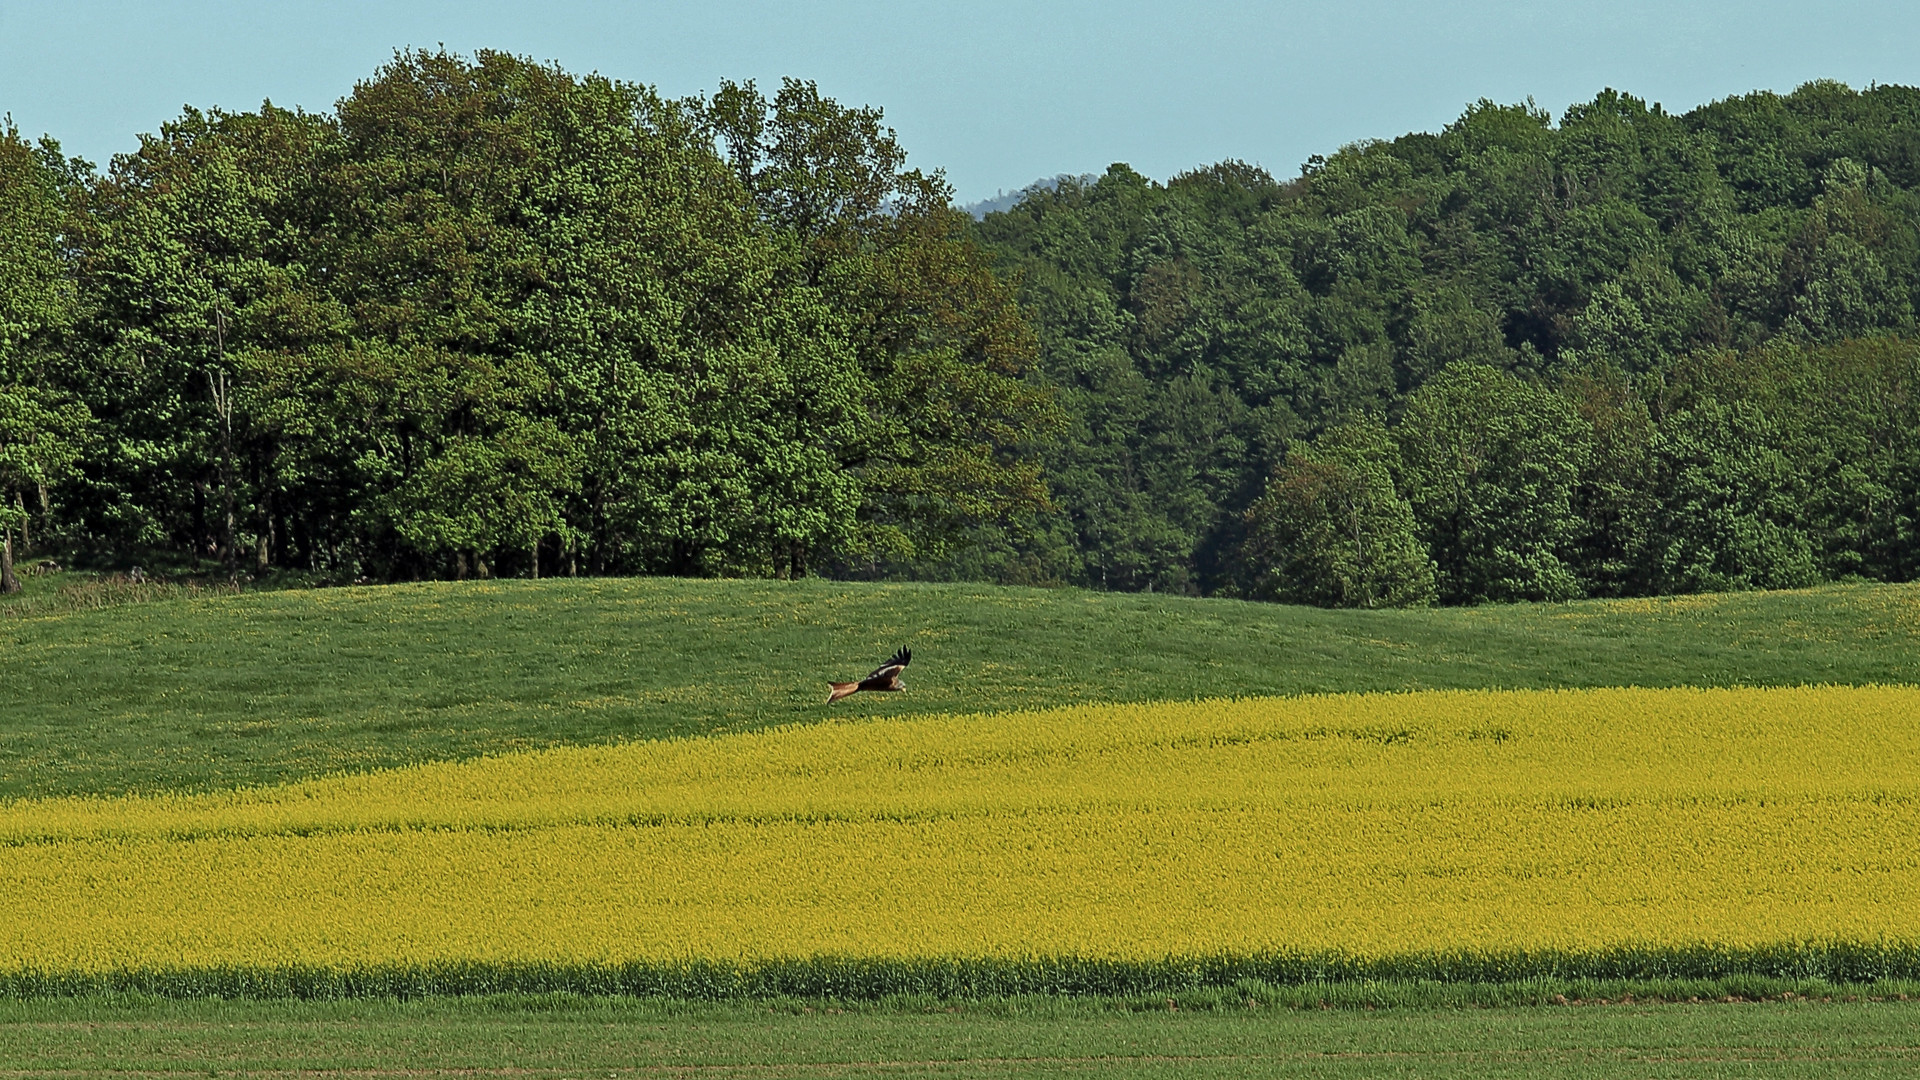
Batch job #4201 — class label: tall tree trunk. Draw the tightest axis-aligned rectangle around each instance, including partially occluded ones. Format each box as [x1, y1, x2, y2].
[14, 490, 27, 554]
[222, 475, 235, 566]
[1, 524, 17, 595]
[295, 515, 312, 572]
[193, 478, 209, 558]
[529, 536, 539, 580]
[589, 489, 606, 575]
[255, 483, 271, 573]
[217, 405, 235, 567]
[209, 307, 237, 569]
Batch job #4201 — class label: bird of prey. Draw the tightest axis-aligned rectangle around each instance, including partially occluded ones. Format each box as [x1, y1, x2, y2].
[826, 647, 911, 703]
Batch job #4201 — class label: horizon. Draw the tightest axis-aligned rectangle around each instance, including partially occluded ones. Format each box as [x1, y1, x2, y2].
[3, 1, 1918, 203]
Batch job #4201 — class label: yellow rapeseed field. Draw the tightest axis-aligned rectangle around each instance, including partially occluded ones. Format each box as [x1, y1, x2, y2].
[2, 685, 1917, 973]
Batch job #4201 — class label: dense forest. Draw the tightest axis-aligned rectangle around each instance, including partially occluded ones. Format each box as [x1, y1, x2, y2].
[951, 81, 1920, 602]
[0, 51, 1054, 590]
[3, 54, 1920, 605]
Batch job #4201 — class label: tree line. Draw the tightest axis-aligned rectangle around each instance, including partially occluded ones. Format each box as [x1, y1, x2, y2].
[950, 81, 1920, 604]
[4, 59, 1920, 605]
[0, 50, 1052, 591]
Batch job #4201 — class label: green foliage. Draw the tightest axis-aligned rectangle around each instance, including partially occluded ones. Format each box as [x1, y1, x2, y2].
[1777, 339, 1920, 580]
[1396, 364, 1588, 603]
[702, 78, 1059, 572]
[21, 69, 1920, 603]
[0, 124, 92, 589]
[0, 125, 74, 362]
[1562, 365, 1658, 596]
[1645, 400, 1817, 593]
[75, 101, 335, 558]
[47, 53, 1049, 583]
[0, 389, 88, 514]
[975, 82, 1920, 602]
[1242, 418, 1434, 607]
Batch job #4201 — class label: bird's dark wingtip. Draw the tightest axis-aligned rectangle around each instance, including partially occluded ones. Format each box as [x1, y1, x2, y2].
[890, 646, 911, 668]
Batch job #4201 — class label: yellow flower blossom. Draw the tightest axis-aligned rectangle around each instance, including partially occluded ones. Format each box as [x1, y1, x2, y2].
[2, 686, 1917, 975]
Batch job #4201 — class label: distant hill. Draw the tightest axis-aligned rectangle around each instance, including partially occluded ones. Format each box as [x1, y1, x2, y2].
[961, 173, 1098, 218]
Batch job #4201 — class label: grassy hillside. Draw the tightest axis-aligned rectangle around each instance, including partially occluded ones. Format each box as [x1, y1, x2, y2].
[3, 576, 1919, 801]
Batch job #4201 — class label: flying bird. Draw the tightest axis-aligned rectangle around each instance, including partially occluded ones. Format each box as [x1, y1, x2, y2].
[826, 647, 911, 703]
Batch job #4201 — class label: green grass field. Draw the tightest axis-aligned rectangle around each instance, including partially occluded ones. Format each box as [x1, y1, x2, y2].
[4, 992, 1918, 1078]
[8, 574, 1920, 1074]
[4, 574, 1919, 799]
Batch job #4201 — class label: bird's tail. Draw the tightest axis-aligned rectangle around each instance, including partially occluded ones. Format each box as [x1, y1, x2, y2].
[826, 681, 860, 704]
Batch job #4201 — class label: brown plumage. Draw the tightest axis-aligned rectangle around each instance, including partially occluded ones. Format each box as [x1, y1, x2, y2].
[826, 647, 911, 703]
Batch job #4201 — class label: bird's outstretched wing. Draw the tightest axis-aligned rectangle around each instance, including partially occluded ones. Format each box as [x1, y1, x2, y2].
[864, 647, 910, 681]
[827, 647, 912, 702]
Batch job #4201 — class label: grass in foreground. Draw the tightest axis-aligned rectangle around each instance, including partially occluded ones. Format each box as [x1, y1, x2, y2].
[3, 576, 1920, 800]
[4, 991, 1918, 1079]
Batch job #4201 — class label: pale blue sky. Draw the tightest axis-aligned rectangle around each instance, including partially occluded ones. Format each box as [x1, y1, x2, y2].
[2, 1, 1917, 202]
